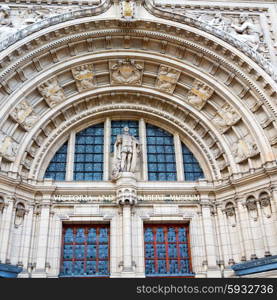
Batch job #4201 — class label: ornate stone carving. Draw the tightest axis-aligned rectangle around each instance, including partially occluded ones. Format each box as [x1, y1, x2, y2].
[109, 59, 143, 85]
[212, 103, 240, 133]
[14, 203, 26, 227]
[120, 0, 135, 21]
[0, 131, 18, 162]
[230, 13, 263, 52]
[116, 188, 137, 205]
[0, 197, 4, 212]
[187, 80, 214, 110]
[155, 65, 181, 93]
[259, 192, 272, 218]
[38, 78, 65, 108]
[10, 100, 39, 131]
[72, 64, 96, 92]
[0, 5, 11, 26]
[232, 138, 259, 163]
[223, 202, 236, 227]
[112, 126, 141, 180]
[245, 196, 258, 220]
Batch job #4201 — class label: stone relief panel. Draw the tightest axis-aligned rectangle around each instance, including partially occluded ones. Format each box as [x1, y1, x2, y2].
[231, 138, 259, 163]
[0, 131, 18, 162]
[259, 192, 272, 218]
[187, 80, 214, 110]
[10, 100, 39, 131]
[155, 65, 181, 94]
[223, 202, 237, 227]
[72, 64, 96, 92]
[212, 103, 241, 133]
[109, 59, 144, 85]
[38, 78, 65, 108]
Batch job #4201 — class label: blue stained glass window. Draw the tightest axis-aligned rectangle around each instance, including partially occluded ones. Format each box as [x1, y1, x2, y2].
[44, 142, 68, 180]
[182, 143, 204, 181]
[74, 123, 104, 181]
[60, 225, 109, 277]
[146, 124, 177, 181]
[144, 225, 193, 277]
[111, 120, 139, 149]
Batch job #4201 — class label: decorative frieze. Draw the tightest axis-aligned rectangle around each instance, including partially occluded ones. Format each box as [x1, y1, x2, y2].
[10, 101, 39, 131]
[155, 65, 181, 94]
[109, 59, 144, 85]
[38, 78, 65, 108]
[71, 64, 96, 92]
[187, 80, 214, 110]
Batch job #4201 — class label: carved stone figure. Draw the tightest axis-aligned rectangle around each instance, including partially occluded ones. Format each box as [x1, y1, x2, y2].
[231, 13, 263, 51]
[110, 59, 143, 85]
[0, 131, 18, 161]
[231, 138, 259, 163]
[155, 65, 181, 93]
[245, 196, 258, 220]
[0, 5, 11, 26]
[212, 104, 240, 133]
[208, 13, 229, 31]
[224, 203, 236, 227]
[187, 80, 214, 110]
[14, 203, 26, 227]
[10, 100, 38, 131]
[112, 126, 141, 180]
[72, 64, 96, 92]
[259, 192, 272, 218]
[38, 78, 65, 108]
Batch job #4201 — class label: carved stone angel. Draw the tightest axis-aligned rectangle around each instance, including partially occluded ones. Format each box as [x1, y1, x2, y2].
[111, 126, 141, 180]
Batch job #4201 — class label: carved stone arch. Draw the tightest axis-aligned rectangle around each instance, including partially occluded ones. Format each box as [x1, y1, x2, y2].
[35, 101, 218, 182]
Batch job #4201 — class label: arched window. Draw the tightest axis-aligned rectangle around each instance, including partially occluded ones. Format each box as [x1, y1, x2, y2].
[74, 123, 104, 181]
[181, 143, 204, 181]
[44, 141, 68, 180]
[146, 124, 177, 181]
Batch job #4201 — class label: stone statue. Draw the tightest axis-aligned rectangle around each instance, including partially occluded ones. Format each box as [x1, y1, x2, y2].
[208, 13, 228, 31]
[38, 78, 65, 108]
[155, 65, 180, 94]
[111, 126, 141, 180]
[10, 100, 38, 131]
[72, 64, 95, 92]
[187, 80, 214, 110]
[110, 59, 143, 85]
[231, 13, 262, 51]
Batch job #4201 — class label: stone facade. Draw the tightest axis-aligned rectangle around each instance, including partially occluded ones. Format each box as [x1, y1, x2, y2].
[0, 0, 276, 278]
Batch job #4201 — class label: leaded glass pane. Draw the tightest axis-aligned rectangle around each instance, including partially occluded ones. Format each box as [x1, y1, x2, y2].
[44, 141, 68, 181]
[182, 143, 204, 181]
[146, 124, 176, 181]
[74, 123, 104, 181]
[144, 225, 193, 277]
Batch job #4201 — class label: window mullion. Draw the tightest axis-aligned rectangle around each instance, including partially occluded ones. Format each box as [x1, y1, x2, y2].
[66, 131, 76, 181]
[103, 118, 111, 181]
[139, 118, 148, 181]
[174, 134, 184, 181]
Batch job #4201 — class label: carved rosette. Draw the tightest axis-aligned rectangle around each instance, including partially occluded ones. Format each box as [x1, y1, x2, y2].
[38, 78, 65, 108]
[10, 100, 38, 131]
[72, 64, 96, 92]
[0, 131, 18, 162]
[187, 80, 214, 110]
[212, 103, 240, 133]
[155, 65, 181, 94]
[109, 59, 144, 85]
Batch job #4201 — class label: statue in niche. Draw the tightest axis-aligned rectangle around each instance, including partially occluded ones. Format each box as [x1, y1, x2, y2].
[72, 64, 95, 92]
[212, 103, 240, 132]
[38, 78, 65, 108]
[187, 80, 214, 110]
[111, 126, 141, 180]
[259, 192, 272, 218]
[155, 65, 181, 94]
[230, 13, 263, 51]
[10, 100, 38, 131]
[224, 203, 236, 227]
[0, 131, 18, 161]
[231, 138, 258, 163]
[14, 203, 26, 227]
[110, 59, 143, 85]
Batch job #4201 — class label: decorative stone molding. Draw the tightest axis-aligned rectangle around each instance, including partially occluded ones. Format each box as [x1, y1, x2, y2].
[71, 64, 96, 92]
[109, 59, 144, 85]
[155, 65, 181, 94]
[10, 100, 39, 131]
[37, 78, 65, 108]
[0, 131, 18, 162]
[187, 80, 214, 110]
[116, 187, 137, 206]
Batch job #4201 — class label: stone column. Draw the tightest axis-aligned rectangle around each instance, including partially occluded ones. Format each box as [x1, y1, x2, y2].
[174, 133, 184, 181]
[122, 203, 132, 271]
[0, 196, 14, 264]
[32, 197, 51, 278]
[17, 204, 34, 278]
[104, 117, 111, 181]
[66, 131, 75, 181]
[139, 118, 148, 181]
[200, 197, 221, 277]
